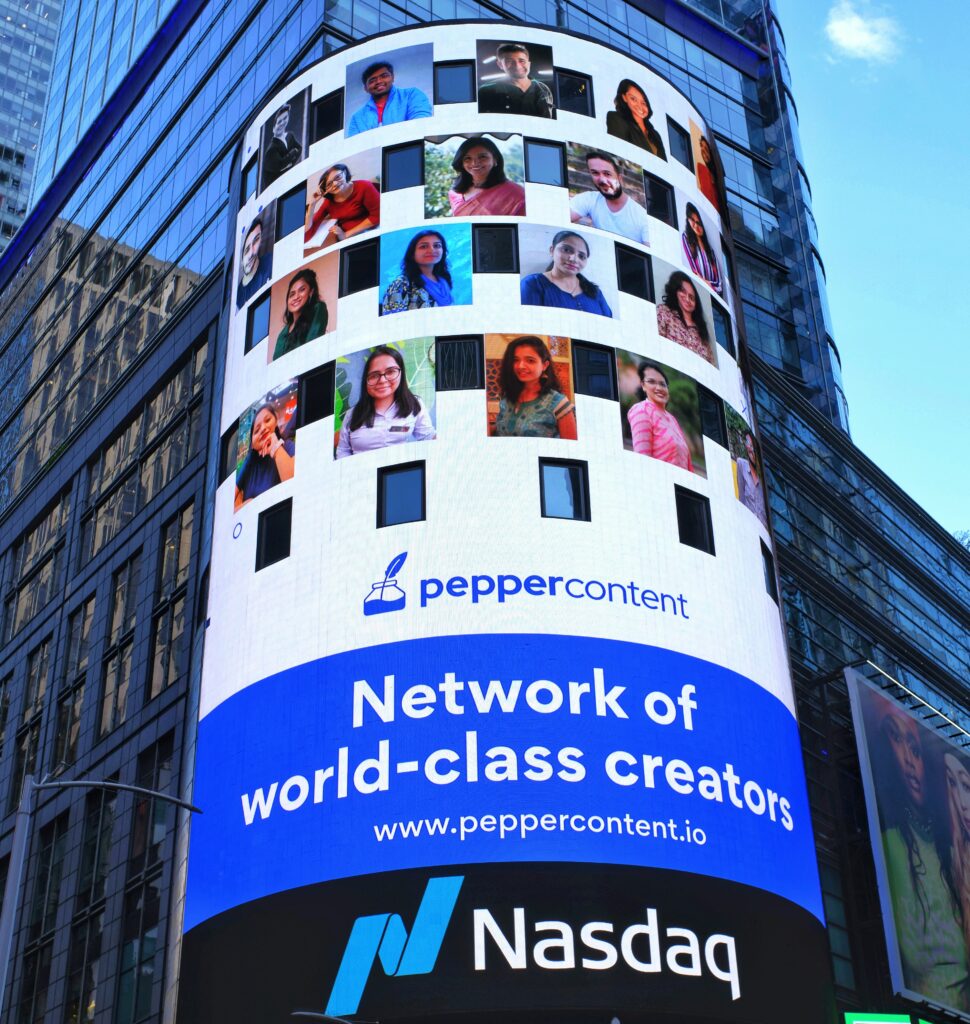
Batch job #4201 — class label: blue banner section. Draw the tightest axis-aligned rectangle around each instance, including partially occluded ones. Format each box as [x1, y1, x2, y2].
[185, 634, 823, 931]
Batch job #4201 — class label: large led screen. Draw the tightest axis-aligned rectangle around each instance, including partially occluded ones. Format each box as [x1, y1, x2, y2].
[848, 668, 970, 1020]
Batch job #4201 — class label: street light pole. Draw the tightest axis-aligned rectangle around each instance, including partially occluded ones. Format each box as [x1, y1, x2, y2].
[0, 774, 201, 1004]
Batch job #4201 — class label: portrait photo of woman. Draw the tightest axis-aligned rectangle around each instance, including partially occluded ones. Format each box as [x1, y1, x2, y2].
[627, 362, 695, 471]
[520, 228, 613, 317]
[304, 158, 381, 253]
[656, 268, 717, 366]
[336, 344, 435, 457]
[696, 133, 721, 211]
[272, 268, 329, 361]
[682, 201, 722, 295]
[266, 252, 337, 363]
[447, 136, 525, 216]
[380, 225, 472, 314]
[606, 79, 667, 160]
[234, 385, 297, 511]
[859, 688, 970, 1013]
[488, 334, 577, 439]
[735, 429, 767, 526]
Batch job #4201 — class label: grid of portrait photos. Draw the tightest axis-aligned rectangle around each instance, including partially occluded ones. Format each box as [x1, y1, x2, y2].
[230, 31, 772, 531]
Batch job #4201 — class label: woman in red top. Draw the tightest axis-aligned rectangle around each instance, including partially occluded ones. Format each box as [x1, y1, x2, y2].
[304, 163, 380, 248]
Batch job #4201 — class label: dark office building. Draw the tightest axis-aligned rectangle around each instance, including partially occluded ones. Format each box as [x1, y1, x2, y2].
[0, 3, 966, 1024]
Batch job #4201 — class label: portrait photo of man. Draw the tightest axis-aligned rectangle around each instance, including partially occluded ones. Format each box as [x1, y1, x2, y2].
[345, 45, 433, 137]
[236, 203, 275, 308]
[477, 40, 555, 118]
[568, 146, 649, 245]
[260, 90, 308, 190]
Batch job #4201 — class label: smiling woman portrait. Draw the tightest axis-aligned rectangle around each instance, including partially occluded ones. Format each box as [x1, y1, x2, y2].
[606, 78, 666, 159]
[273, 267, 329, 360]
[448, 136, 525, 216]
[491, 335, 576, 439]
[520, 229, 612, 317]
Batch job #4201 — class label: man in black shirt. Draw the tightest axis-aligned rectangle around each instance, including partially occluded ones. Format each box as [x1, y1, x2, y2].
[478, 43, 554, 118]
[262, 104, 302, 186]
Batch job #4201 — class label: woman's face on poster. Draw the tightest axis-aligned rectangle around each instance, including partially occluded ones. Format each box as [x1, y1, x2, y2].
[365, 353, 402, 402]
[550, 235, 588, 275]
[252, 408, 278, 454]
[287, 277, 312, 315]
[640, 368, 669, 408]
[462, 145, 496, 187]
[414, 234, 443, 272]
[512, 343, 548, 387]
[677, 279, 697, 317]
[687, 209, 704, 239]
[745, 433, 756, 463]
[884, 710, 925, 808]
[623, 85, 649, 121]
[699, 137, 712, 165]
[946, 753, 970, 837]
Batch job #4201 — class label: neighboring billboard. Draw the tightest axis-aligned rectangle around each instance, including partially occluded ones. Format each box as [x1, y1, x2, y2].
[848, 667, 970, 1020]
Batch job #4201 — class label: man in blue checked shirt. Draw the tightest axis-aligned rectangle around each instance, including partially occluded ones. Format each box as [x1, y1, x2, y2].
[346, 60, 432, 137]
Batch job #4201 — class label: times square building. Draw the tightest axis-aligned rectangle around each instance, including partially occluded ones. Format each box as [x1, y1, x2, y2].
[0, 1, 967, 1024]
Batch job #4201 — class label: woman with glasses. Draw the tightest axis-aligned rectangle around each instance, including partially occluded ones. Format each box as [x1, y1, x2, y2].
[336, 345, 434, 457]
[520, 230, 612, 317]
[627, 361, 694, 471]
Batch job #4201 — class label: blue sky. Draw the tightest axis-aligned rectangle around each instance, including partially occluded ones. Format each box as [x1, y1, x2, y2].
[772, 0, 969, 536]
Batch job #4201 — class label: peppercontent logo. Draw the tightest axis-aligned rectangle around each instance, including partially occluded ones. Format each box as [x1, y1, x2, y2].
[363, 551, 408, 616]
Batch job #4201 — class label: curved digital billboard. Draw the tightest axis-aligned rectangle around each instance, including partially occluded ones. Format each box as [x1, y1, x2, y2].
[179, 23, 833, 1024]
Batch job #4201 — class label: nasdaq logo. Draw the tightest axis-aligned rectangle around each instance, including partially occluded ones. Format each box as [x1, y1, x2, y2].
[325, 875, 463, 1015]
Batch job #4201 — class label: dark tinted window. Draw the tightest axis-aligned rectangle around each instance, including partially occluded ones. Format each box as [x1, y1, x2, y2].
[241, 156, 258, 207]
[720, 234, 735, 287]
[697, 385, 727, 447]
[675, 486, 715, 554]
[245, 292, 271, 353]
[473, 225, 519, 273]
[761, 541, 779, 602]
[436, 337, 484, 391]
[615, 244, 653, 301]
[378, 463, 426, 527]
[340, 238, 379, 296]
[219, 421, 239, 482]
[434, 62, 475, 104]
[256, 499, 292, 570]
[524, 139, 565, 186]
[573, 341, 617, 400]
[555, 70, 593, 116]
[540, 459, 591, 521]
[711, 300, 735, 357]
[383, 142, 424, 191]
[644, 172, 676, 227]
[312, 90, 343, 141]
[667, 117, 694, 170]
[298, 363, 335, 426]
[277, 184, 306, 238]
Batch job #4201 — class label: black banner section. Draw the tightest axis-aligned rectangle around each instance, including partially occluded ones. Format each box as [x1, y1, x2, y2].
[178, 863, 834, 1024]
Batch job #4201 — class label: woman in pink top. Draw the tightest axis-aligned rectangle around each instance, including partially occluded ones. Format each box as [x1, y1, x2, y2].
[627, 361, 694, 471]
[447, 137, 525, 216]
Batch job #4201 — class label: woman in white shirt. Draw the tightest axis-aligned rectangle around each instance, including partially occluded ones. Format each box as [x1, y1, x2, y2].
[336, 345, 435, 457]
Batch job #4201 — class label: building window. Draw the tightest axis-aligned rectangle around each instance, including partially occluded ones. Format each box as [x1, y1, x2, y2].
[378, 463, 426, 527]
[339, 238, 379, 296]
[9, 637, 51, 813]
[697, 385, 727, 448]
[65, 910, 107, 1024]
[0, 674, 9, 762]
[720, 234, 735, 287]
[100, 556, 140, 737]
[256, 499, 292, 570]
[615, 243, 653, 301]
[436, 336, 484, 391]
[383, 142, 424, 191]
[276, 183, 306, 239]
[312, 89, 343, 141]
[298, 363, 336, 427]
[572, 341, 617, 400]
[220, 419, 240, 483]
[667, 117, 694, 170]
[129, 733, 175, 877]
[555, 69, 593, 116]
[434, 61, 475, 104]
[149, 504, 194, 700]
[245, 292, 271, 352]
[711, 300, 735, 357]
[53, 595, 96, 771]
[675, 487, 715, 554]
[241, 155, 258, 207]
[761, 541, 779, 602]
[524, 139, 565, 186]
[473, 224, 519, 273]
[644, 172, 676, 227]
[77, 786, 117, 911]
[116, 878, 162, 1024]
[539, 459, 591, 521]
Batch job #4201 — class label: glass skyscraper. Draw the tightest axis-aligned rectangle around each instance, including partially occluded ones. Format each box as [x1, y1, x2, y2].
[0, 0, 965, 1021]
